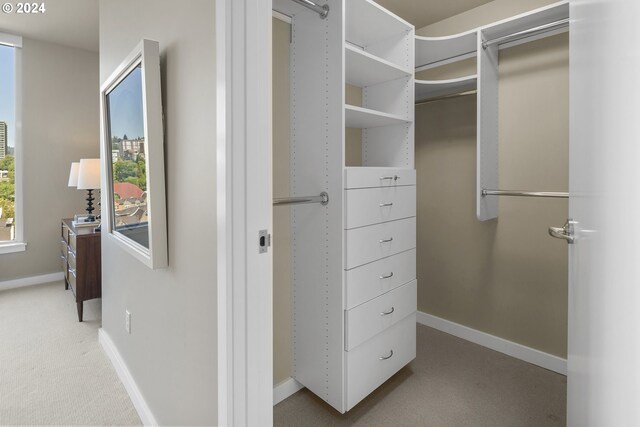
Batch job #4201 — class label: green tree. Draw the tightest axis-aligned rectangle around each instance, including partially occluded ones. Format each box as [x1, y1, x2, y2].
[0, 198, 14, 219]
[112, 160, 138, 182]
[0, 155, 15, 181]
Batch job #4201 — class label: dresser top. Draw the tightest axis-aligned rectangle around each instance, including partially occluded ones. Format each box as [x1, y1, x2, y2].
[62, 218, 101, 236]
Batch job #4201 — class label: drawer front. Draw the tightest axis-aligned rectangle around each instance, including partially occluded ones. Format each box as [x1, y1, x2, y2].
[345, 249, 416, 309]
[345, 217, 416, 269]
[345, 185, 415, 229]
[60, 239, 68, 259]
[346, 313, 416, 410]
[345, 280, 416, 351]
[68, 232, 77, 253]
[61, 223, 69, 243]
[61, 255, 68, 280]
[344, 167, 416, 189]
[67, 250, 76, 271]
[68, 268, 77, 295]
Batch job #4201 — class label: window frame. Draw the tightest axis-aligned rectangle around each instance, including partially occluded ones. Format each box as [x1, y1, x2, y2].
[0, 32, 25, 254]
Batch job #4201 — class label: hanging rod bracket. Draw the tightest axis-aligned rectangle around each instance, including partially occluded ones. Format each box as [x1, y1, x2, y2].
[290, 0, 329, 19]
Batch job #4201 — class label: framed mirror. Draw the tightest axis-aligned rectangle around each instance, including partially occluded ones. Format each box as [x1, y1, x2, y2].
[100, 39, 167, 269]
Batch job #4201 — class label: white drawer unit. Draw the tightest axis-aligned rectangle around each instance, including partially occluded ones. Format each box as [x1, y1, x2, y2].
[346, 313, 416, 411]
[345, 280, 416, 350]
[345, 249, 416, 310]
[345, 217, 416, 269]
[344, 167, 416, 189]
[345, 185, 416, 229]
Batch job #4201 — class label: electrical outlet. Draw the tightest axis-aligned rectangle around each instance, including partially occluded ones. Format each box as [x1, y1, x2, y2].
[125, 310, 131, 334]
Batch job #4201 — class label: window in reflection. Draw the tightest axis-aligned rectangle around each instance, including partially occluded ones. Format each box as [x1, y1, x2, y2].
[106, 65, 149, 248]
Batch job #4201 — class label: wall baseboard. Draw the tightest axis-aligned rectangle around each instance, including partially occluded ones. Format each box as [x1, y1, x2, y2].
[416, 311, 567, 375]
[273, 377, 304, 406]
[99, 329, 158, 426]
[0, 272, 64, 292]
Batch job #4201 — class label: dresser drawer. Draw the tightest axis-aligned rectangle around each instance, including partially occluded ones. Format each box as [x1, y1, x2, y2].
[68, 232, 77, 253]
[344, 167, 416, 189]
[344, 217, 416, 269]
[345, 185, 415, 229]
[67, 250, 76, 271]
[68, 268, 77, 295]
[61, 255, 68, 279]
[345, 280, 416, 351]
[61, 223, 69, 243]
[60, 239, 68, 259]
[346, 313, 416, 410]
[345, 249, 415, 309]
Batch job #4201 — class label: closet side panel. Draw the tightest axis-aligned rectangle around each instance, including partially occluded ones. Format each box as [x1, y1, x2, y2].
[289, 1, 346, 411]
[477, 32, 499, 221]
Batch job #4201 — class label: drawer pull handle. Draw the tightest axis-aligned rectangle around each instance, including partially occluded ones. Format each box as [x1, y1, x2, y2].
[379, 272, 394, 279]
[380, 307, 395, 316]
[379, 237, 393, 243]
[379, 175, 399, 181]
[379, 350, 394, 360]
[379, 202, 393, 207]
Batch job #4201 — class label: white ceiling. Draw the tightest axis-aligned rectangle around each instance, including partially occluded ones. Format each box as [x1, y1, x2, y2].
[0, 0, 98, 52]
[0, 0, 493, 53]
[375, 0, 495, 29]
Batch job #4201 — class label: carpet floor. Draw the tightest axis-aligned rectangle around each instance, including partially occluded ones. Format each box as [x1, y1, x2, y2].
[275, 324, 566, 426]
[0, 281, 141, 426]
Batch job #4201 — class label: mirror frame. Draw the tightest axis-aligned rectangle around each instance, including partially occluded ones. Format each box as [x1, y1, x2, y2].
[100, 39, 168, 269]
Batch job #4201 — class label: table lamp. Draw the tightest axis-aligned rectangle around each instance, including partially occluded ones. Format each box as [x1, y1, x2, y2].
[77, 158, 101, 221]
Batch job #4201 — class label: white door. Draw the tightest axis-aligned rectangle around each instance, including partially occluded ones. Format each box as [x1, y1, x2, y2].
[566, 0, 640, 425]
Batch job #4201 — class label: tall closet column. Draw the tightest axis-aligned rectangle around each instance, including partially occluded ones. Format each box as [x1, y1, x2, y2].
[273, 0, 416, 413]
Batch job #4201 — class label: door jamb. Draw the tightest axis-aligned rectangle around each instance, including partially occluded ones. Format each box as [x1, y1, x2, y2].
[216, 0, 273, 425]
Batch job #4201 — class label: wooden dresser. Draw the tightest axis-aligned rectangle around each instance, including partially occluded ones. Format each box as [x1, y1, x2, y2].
[60, 219, 101, 321]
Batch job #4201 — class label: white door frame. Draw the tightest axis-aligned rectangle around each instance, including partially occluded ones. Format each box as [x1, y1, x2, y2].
[216, 0, 273, 426]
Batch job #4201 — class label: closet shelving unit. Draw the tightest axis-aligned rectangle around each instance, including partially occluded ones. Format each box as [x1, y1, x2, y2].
[413, 0, 569, 220]
[273, 0, 416, 414]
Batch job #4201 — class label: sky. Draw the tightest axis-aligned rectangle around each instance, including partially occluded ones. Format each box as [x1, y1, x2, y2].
[107, 65, 145, 141]
[0, 45, 15, 148]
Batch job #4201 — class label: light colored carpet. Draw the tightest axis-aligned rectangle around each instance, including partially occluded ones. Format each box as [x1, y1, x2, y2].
[0, 281, 141, 426]
[275, 324, 566, 426]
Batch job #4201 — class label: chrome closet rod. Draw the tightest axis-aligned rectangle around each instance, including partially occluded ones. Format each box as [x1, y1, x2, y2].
[273, 191, 330, 206]
[482, 18, 569, 49]
[482, 189, 568, 199]
[290, 0, 329, 19]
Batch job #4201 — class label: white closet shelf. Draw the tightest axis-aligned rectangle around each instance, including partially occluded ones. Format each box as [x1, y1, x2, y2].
[346, 0, 412, 48]
[481, 1, 569, 43]
[415, 75, 477, 102]
[414, 1, 568, 71]
[415, 31, 477, 71]
[345, 44, 412, 87]
[345, 105, 409, 129]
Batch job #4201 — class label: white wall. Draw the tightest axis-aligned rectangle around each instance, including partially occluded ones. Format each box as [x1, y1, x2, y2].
[99, 0, 217, 424]
[0, 38, 99, 280]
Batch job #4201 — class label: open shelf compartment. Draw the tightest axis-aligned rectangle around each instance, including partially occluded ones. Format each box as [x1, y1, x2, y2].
[415, 75, 477, 102]
[415, 30, 478, 71]
[345, 105, 409, 129]
[346, 0, 412, 48]
[345, 44, 412, 87]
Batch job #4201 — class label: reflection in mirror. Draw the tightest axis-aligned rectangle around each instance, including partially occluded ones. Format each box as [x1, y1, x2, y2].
[101, 39, 166, 269]
[106, 64, 149, 248]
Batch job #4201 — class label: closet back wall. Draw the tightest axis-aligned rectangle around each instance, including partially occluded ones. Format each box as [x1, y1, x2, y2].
[273, 17, 293, 386]
[416, 0, 568, 358]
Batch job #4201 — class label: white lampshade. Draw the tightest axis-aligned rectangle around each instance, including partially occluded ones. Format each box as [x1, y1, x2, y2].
[68, 162, 80, 187]
[77, 158, 101, 190]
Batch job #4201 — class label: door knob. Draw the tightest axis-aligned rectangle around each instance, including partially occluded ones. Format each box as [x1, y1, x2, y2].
[548, 219, 575, 244]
